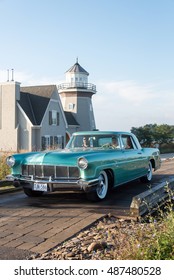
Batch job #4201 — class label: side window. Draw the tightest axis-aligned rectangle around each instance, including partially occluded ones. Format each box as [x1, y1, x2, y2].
[49, 111, 59, 126]
[42, 136, 46, 150]
[121, 135, 137, 150]
[41, 136, 50, 150]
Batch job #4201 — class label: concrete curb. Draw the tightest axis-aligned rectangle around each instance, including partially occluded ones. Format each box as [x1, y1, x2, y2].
[130, 179, 174, 217]
[0, 180, 22, 194]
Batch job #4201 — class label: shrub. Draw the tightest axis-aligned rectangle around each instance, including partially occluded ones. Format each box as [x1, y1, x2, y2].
[0, 153, 11, 180]
[159, 143, 174, 154]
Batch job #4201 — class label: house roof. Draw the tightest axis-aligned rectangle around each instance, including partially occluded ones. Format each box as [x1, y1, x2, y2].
[19, 85, 57, 125]
[19, 85, 79, 127]
[64, 111, 79, 126]
[19, 91, 50, 125]
[66, 62, 89, 75]
[21, 85, 57, 98]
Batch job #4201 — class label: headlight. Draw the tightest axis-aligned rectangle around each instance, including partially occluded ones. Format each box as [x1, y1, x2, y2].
[78, 157, 88, 169]
[6, 156, 15, 167]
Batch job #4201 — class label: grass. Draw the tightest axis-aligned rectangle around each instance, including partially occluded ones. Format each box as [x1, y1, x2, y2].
[116, 198, 174, 260]
[136, 219, 173, 260]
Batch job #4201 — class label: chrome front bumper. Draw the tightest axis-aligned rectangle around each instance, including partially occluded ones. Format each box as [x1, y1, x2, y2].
[6, 175, 99, 193]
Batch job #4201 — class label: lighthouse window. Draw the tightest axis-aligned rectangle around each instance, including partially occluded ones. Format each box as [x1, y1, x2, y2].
[69, 103, 75, 110]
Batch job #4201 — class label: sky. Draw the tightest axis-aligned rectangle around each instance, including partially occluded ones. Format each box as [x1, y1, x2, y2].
[0, 0, 174, 131]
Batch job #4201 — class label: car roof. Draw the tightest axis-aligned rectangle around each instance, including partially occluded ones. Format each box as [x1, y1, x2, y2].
[72, 131, 132, 136]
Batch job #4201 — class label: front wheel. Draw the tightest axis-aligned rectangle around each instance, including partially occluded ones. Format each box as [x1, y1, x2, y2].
[140, 161, 153, 183]
[86, 170, 109, 202]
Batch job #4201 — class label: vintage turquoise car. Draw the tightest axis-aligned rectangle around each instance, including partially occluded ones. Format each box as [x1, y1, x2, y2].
[6, 131, 161, 201]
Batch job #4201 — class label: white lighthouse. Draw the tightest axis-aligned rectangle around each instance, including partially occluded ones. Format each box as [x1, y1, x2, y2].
[58, 59, 96, 132]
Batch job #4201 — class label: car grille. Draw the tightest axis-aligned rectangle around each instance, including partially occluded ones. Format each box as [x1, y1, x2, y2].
[22, 165, 80, 179]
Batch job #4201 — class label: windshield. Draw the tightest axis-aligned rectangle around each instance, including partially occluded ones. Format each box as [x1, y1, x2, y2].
[66, 134, 121, 149]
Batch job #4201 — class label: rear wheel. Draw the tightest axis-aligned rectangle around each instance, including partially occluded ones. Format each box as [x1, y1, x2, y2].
[87, 170, 109, 201]
[140, 161, 153, 183]
[23, 187, 44, 197]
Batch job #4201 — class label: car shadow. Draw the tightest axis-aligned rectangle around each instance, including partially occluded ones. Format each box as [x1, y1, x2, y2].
[24, 179, 152, 212]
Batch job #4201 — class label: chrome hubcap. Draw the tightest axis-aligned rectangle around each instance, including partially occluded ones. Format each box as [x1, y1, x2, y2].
[147, 162, 152, 181]
[96, 172, 108, 199]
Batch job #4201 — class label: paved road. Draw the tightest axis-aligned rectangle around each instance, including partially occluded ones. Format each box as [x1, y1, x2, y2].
[0, 159, 173, 259]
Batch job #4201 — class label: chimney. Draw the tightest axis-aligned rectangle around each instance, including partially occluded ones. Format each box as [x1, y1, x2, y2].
[6, 69, 14, 82]
[7, 69, 9, 82]
[11, 68, 14, 81]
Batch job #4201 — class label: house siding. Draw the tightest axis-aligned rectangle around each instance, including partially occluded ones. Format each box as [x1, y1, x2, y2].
[32, 127, 41, 151]
[40, 99, 66, 149]
[17, 105, 32, 151]
[0, 82, 20, 151]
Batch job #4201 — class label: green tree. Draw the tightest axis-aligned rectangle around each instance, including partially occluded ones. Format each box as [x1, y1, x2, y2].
[154, 124, 174, 144]
[131, 124, 157, 147]
[131, 124, 174, 147]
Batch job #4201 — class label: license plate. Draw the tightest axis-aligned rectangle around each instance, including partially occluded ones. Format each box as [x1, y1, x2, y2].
[33, 183, 47, 192]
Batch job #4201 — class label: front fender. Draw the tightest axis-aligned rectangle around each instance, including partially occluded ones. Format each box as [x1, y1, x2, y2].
[81, 161, 115, 181]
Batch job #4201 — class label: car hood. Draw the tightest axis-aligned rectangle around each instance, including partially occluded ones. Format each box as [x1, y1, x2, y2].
[19, 148, 106, 166]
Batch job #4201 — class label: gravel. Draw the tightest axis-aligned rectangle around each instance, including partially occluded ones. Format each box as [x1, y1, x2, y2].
[28, 215, 151, 260]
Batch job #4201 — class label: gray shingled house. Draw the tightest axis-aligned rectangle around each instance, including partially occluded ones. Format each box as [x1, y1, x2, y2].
[0, 61, 96, 152]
